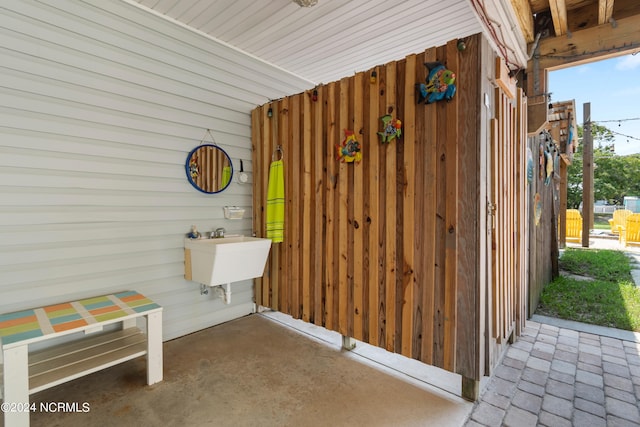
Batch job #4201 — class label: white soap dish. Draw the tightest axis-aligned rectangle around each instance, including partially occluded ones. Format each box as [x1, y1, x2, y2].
[223, 206, 245, 220]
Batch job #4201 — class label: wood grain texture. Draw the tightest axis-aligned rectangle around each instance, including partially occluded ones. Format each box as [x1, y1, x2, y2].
[419, 47, 437, 364]
[251, 35, 527, 382]
[302, 93, 312, 323]
[401, 54, 416, 358]
[290, 94, 301, 319]
[366, 67, 380, 346]
[325, 82, 337, 331]
[384, 61, 397, 353]
[338, 78, 349, 337]
[490, 78, 528, 359]
[312, 85, 325, 326]
[353, 72, 365, 341]
[454, 35, 481, 380]
[443, 39, 459, 372]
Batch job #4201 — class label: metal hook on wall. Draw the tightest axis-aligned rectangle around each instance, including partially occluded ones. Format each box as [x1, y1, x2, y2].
[272, 144, 284, 161]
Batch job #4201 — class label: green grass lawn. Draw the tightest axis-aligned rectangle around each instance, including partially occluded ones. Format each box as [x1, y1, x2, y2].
[536, 248, 640, 332]
[593, 213, 612, 230]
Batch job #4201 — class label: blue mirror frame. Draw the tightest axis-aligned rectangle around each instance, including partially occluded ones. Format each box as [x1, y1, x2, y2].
[185, 144, 233, 194]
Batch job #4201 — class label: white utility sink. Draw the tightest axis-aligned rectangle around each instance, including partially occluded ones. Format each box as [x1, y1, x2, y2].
[185, 236, 272, 286]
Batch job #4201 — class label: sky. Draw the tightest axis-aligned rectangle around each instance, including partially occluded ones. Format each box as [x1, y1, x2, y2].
[548, 53, 640, 156]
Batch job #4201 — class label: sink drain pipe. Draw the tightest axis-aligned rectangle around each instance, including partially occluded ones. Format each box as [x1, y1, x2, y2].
[200, 283, 232, 304]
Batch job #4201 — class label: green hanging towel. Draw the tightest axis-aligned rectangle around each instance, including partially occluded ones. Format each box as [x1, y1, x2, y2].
[221, 165, 231, 188]
[266, 159, 285, 243]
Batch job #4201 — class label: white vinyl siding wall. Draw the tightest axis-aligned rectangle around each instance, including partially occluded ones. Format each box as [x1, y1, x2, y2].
[0, 0, 312, 340]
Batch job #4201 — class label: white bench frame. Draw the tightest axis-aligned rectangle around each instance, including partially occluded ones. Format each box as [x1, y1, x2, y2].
[1, 306, 162, 427]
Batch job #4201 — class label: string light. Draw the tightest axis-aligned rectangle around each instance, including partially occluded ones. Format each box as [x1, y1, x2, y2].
[604, 129, 640, 142]
[587, 121, 640, 147]
[540, 43, 640, 61]
[593, 117, 640, 124]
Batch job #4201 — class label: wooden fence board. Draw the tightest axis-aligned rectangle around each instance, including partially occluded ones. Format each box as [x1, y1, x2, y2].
[251, 108, 263, 307]
[279, 98, 290, 314]
[455, 34, 482, 380]
[384, 61, 397, 352]
[251, 35, 527, 386]
[490, 117, 499, 342]
[338, 78, 350, 337]
[411, 49, 426, 361]
[265, 103, 276, 308]
[353, 72, 365, 341]
[367, 67, 380, 346]
[302, 93, 312, 323]
[517, 89, 528, 334]
[377, 64, 387, 348]
[420, 47, 437, 364]
[432, 45, 447, 368]
[444, 39, 459, 372]
[325, 83, 336, 330]
[313, 85, 324, 326]
[401, 54, 416, 358]
[268, 102, 279, 310]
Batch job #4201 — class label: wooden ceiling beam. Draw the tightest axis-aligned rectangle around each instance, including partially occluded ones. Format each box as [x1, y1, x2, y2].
[549, 0, 569, 36]
[533, 13, 640, 70]
[598, 0, 615, 24]
[509, 0, 535, 43]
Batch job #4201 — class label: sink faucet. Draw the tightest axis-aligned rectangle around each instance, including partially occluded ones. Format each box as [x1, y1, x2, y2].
[212, 227, 226, 238]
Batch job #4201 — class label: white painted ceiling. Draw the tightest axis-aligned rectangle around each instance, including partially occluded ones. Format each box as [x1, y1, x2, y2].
[131, 0, 485, 85]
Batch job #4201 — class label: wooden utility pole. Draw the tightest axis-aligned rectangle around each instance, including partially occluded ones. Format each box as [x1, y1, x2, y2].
[582, 102, 593, 247]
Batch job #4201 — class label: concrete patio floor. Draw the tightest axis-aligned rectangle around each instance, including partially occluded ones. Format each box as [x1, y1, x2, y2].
[16, 312, 473, 427]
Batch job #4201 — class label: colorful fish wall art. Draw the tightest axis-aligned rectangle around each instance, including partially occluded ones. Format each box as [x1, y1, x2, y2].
[526, 147, 533, 185]
[336, 129, 362, 163]
[377, 114, 402, 144]
[544, 149, 553, 186]
[416, 61, 456, 104]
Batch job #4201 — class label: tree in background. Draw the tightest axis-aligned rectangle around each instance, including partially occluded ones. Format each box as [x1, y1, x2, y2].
[567, 123, 640, 208]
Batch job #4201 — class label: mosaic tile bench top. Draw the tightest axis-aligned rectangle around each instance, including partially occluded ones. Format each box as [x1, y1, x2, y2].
[0, 291, 161, 346]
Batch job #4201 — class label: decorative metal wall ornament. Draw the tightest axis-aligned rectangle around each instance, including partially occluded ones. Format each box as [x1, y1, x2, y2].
[416, 62, 456, 104]
[377, 114, 402, 144]
[544, 148, 553, 186]
[336, 129, 362, 163]
[534, 193, 542, 226]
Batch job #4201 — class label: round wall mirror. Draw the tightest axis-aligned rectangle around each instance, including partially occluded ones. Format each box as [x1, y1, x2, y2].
[185, 144, 233, 194]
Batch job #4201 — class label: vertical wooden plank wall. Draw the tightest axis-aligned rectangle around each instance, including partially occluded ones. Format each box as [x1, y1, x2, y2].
[517, 90, 529, 336]
[490, 86, 528, 347]
[528, 131, 556, 316]
[252, 35, 526, 387]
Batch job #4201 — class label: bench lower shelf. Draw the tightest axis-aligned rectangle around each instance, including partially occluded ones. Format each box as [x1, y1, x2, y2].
[26, 327, 147, 394]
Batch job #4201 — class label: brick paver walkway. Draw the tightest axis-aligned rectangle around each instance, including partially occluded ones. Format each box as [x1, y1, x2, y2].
[465, 320, 640, 427]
